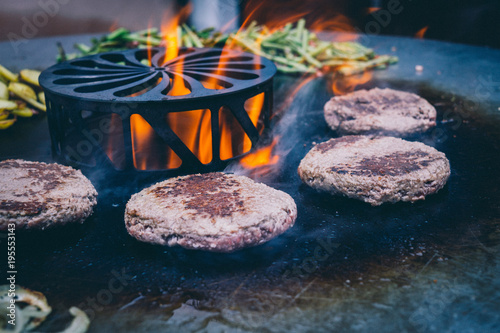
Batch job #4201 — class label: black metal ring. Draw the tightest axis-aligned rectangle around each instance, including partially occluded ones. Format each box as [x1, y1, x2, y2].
[40, 47, 277, 102]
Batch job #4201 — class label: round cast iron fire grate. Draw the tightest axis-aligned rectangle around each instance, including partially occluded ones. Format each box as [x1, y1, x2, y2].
[39, 47, 277, 176]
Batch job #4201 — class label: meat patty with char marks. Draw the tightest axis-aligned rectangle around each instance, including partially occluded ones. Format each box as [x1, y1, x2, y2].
[0, 159, 97, 230]
[298, 136, 450, 206]
[125, 172, 297, 252]
[324, 88, 437, 137]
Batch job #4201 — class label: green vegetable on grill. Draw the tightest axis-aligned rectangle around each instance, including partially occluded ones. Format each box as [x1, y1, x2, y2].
[57, 19, 397, 75]
[0, 66, 44, 130]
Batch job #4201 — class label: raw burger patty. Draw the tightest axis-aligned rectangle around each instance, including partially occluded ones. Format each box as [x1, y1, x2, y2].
[0, 159, 98, 230]
[125, 172, 297, 252]
[298, 136, 450, 206]
[324, 88, 437, 136]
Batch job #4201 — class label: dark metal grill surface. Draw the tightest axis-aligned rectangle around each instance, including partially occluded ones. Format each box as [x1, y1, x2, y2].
[1, 34, 500, 332]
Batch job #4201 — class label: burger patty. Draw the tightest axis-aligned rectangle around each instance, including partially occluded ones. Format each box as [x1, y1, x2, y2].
[298, 136, 450, 206]
[0, 159, 98, 230]
[125, 172, 297, 252]
[324, 88, 437, 136]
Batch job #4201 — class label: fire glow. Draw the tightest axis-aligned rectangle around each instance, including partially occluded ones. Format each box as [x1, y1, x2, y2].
[126, 6, 275, 172]
[331, 69, 372, 96]
[415, 26, 429, 39]
[240, 137, 280, 169]
[119, 4, 373, 173]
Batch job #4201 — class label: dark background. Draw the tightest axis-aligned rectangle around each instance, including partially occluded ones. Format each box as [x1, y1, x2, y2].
[1, 0, 499, 48]
[241, 0, 500, 48]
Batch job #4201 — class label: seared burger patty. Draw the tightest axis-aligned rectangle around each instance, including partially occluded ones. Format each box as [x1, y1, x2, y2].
[298, 136, 450, 206]
[0, 159, 98, 230]
[324, 88, 437, 136]
[125, 172, 297, 252]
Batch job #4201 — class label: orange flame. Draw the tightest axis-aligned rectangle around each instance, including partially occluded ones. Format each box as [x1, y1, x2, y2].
[240, 137, 280, 169]
[260, 12, 311, 31]
[128, 0, 269, 171]
[131, 4, 199, 170]
[108, 20, 119, 32]
[309, 14, 356, 42]
[128, 1, 365, 171]
[366, 7, 381, 14]
[215, 8, 268, 162]
[161, 4, 212, 167]
[130, 114, 156, 170]
[241, 0, 310, 31]
[161, 4, 191, 63]
[243, 93, 265, 150]
[222, 2, 266, 51]
[415, 26, 428, 39]
[166, 109, 212, 166]
[331, 69, 372, 96]
[130, 20, 159, 169]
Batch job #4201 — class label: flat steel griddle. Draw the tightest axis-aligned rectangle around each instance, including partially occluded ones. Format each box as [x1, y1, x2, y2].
[1, 33, 499, 332]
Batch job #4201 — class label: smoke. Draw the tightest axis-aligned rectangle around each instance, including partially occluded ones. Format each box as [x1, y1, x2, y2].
[224, 74, 322, 181]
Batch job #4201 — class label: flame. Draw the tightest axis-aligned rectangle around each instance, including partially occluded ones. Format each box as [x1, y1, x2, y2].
[240, 0, 310, 34]
[162, 6, 212, 167]
[108, 20, 119, 32]
[219, 107, 237, 161]
[131, 3, 209, 170]
[366, 7, 381, 14]
[241, 23, 265, 154]
[415, 26, 428, 39]
[222, 2, 266, 51]
[128, 1, 366, 171]
[212, 8, 268, 162]
[130, 0, 258, 170]
[166, 110, 212, 165]
[130, 114, 155, 170]
[129, 20, 159, 169]
[240, 137, 280, 169]
[243, 93, 265, 149]
[309, 14, 356, 42]
[160, 4, 191, 63]
[331, 69, 372, 95]
[259, 12, 311, 31]
[220, 15, 241, 34]
[241, 0, 311, 31]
